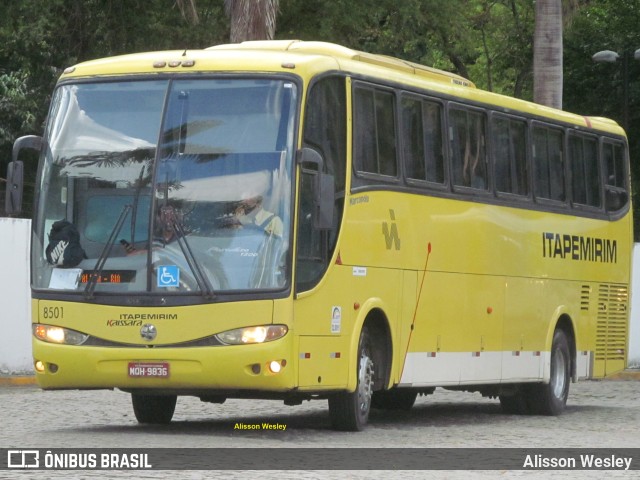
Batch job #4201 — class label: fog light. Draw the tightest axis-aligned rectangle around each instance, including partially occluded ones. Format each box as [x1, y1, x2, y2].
[35, 361, 45, 373]
[268, 360, 282, 374]
[49, 363, 59, 373]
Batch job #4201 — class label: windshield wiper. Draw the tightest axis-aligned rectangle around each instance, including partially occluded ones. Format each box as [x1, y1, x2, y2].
[170, 219, 215, 299]
[85, 204, 132, 299]
[130, 165, 147, 247]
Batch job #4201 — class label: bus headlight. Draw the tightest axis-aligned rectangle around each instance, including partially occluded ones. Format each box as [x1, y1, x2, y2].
[215, 325, 288, 345]
[33, 324, 89, 345]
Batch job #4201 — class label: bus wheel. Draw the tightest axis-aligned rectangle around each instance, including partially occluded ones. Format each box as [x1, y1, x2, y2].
[132, 393, 177, 424]
[372, 389, 418, 411]
[328, 327, 375, 431]
[529, 329, 571, 415]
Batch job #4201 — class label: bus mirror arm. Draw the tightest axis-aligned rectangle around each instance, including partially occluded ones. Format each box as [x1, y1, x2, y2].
[4, 135, 41, 216]
[12, 135, 42, 163]
[296, 147, 324, 171]
[297, 148, 334, 230]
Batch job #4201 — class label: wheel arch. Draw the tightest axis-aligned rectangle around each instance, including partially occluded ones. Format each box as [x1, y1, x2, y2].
[347, 304, 393, 392]
[554, 313, 577, 382]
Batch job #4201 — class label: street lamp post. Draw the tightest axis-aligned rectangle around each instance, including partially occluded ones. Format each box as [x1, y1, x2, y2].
[592, 48, 640, 132]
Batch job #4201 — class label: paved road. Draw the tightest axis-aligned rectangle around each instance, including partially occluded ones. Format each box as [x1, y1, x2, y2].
[1, 379, 639, 479]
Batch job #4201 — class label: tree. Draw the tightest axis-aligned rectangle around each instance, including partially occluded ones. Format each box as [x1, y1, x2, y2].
[533, 0, 563, 108]
[467, 0, 535, 98]
[225, 0, 279, 43]
[564, 0, 640, 240]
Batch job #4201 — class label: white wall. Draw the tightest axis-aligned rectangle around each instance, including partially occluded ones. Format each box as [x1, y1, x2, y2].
[0, 218, 33, 374]
[0, 219, 638, 372]
[629, 244, 640, 367]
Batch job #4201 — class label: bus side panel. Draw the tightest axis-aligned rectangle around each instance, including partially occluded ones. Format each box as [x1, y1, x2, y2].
[294, 265, 404, 391]
[401, 271, 504, 386]
[395, 270, 417, 386]
[297, 335, 350, 388]
[502, 277, 546, 381]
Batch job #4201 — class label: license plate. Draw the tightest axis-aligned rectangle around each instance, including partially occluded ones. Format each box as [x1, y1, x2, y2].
[128, 362, 170, 378]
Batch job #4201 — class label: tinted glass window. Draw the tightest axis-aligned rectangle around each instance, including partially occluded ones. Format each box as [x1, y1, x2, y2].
[603, 142, 626, 189]
[602, 141, 628, 213]
[298, 76, 347, 292]
[533, 125, 565, 201]
[354, 86, 397, 177]
[450, 108, 487, 190]
[492, 116, 528, 196]
[402, 96, 445, 184]
[569, 134, 600, 207]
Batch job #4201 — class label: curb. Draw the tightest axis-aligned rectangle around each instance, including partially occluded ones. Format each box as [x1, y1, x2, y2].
[0, 376, 36, 386]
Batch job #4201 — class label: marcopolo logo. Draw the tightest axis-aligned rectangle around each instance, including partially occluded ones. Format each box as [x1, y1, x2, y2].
[140, 324, 157, 341]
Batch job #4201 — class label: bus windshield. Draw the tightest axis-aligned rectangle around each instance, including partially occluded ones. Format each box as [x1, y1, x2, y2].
[32, 77, 297, 296]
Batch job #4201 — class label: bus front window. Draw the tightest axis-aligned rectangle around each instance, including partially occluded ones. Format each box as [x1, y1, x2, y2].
[32, 78, 297, 296]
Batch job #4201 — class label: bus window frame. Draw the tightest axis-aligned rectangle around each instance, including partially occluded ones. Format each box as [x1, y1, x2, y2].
[447, 102, 493, 197]
[345, 73, 630, 223]
[351, 80, 402, 186]
[399, 91, 449, 193]
[531, 120, 569, 209]
[489, 111, 533, 204]
[567, 130, 604, 214]
[601, 137, 630, 215]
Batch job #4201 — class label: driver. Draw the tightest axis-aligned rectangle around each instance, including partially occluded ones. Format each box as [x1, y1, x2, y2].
[233, 195, 283, 237]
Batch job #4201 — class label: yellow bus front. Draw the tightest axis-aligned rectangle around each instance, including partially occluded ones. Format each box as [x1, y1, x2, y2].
[29, 51, 324, 400]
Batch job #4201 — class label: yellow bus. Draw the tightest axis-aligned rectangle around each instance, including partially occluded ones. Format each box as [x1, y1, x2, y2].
[9, 40, 631, 431]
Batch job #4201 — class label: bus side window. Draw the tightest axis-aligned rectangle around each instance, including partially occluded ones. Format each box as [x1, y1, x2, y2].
[492, 115, 528, 196]
[450, 107, 487, 190]
[603, 141, 629, 212]
[353, 85, 398, 178]
[402, 96, 445, 185]
[401, 96, 425, 181]
[569, 134, 601, 208]
[533, 125, 565, 202]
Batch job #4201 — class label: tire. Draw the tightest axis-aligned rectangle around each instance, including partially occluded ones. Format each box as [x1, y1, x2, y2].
[328, 328, 375, 431]
[372, 388, 418, 411]
[528, 329, 571, 415]
[132, 393, 177, 424]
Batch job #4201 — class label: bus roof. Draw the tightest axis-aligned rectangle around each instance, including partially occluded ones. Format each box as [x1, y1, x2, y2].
[208, 40, 476, 88]
[60, 40, 624, 137]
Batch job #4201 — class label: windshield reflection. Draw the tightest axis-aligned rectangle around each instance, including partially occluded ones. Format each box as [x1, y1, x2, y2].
[32, 78, 297, 296]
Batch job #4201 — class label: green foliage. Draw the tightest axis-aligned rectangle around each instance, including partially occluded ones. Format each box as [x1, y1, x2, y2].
[564, 0, 640, 239]
[0, 71, 37, 145]
[278, 0, 535, 97]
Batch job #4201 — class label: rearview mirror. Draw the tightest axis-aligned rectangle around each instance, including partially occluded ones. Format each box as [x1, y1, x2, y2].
[297, 148, 335, 230]
[5, 161, 24, 215]
[12, 135, 42, 162]
[4, 135, 42, 216]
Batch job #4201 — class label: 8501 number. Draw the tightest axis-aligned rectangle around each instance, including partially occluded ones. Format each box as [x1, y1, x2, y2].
[42, 306, 64, 320]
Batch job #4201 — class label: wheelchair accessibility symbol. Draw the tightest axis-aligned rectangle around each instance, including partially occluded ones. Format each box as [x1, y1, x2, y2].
[157, 265, 180, 287]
